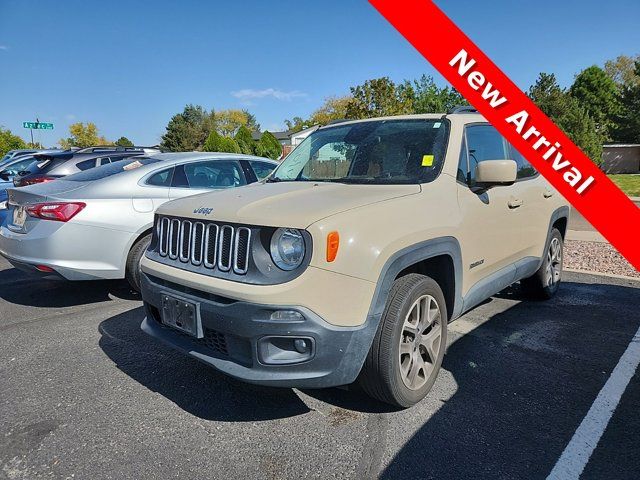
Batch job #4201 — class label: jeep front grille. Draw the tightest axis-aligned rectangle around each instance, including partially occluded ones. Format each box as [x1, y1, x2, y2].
[156, 216, 251, 275]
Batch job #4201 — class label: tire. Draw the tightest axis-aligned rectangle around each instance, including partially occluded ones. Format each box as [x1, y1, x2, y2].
[125, 234, 151, 292]
[358, 273, 448, 408]
[521, 228, 563, 300]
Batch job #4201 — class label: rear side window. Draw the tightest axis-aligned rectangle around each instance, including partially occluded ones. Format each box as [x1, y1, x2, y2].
[507, 143, 538, 179]
[66, 157, 162, 182]
[249, 160, 276, 180]
[146, 167, 174, 187]
[98, 157, 111, 166]
[77, 159, 97, 171]
[173, 160, 246, 189]
[1, 157, 36, 176]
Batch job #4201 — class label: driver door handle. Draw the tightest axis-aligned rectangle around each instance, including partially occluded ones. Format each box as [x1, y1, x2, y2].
[508, 197, 523, 209]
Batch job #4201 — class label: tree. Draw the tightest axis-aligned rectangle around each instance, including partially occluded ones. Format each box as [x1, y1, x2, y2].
[345, 77, 414, 119]
[284, 116, 307, 133]
[242, 110, 261, 132]
[0, 127, 26, 157]
[403, 75, 468, 113]
[604, 54, 640, 88]
[529, 73, 603, 164]
[308, 96, 352, 126]
[115, 136, 134, 147]
[59, 122, 110, 148]
[234, 125, 255, 155]
[570, 66, 621, 141]
[202, 131, 241, 153]
[214, 109, 252, 137]
[612, 61, 640, 143]
[161, 104, 214, 152]
[255, 131, 282, 159]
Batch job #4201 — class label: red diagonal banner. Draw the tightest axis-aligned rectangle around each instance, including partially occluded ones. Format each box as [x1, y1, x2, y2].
[369, 0, 640, 271]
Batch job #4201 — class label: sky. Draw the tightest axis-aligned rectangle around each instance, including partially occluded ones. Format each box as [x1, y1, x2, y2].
[1, 0, 639, 146]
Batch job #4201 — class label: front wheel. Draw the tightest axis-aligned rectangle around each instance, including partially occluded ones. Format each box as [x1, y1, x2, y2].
[521, 228, 563, 299]
[358, 273, 447, 408]
[125, 234, 151, 292]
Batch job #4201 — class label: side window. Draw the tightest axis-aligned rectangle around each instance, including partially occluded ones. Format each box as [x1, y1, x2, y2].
[507, 143, 538, 179]
[178, 161, 246, 189]
[146, 167, 174, 187]
[464, 125, 507, 184]
[97, 157, 111, 166]
[76, 159, 97, 171]
[249, 161, 276, 180]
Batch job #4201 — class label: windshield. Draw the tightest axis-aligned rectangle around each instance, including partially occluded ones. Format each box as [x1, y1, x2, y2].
[271, 119, 449, 184]
[66, 157, 162, 182]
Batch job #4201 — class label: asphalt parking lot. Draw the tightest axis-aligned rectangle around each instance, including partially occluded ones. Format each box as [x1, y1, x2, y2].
[1, 258, 638, 480]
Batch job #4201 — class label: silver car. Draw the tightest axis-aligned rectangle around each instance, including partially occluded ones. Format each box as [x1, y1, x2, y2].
[0, 152, 277, 290]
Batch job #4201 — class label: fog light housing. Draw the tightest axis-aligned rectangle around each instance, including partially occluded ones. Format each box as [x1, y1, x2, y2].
[270, 310, 304, 321]
[258, 336, 315, 364]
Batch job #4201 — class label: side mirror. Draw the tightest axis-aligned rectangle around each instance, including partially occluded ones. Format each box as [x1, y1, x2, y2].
[473, 160, 517, 190]
[0, 173, 10, 181]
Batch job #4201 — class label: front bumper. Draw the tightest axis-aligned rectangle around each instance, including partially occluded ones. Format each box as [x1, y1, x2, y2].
[140, 272, 376, 388]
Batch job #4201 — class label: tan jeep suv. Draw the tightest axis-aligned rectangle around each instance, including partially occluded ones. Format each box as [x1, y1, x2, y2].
[139, 110, 569, 407]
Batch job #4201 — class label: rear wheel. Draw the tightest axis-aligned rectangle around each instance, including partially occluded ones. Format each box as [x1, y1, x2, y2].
[521, 228, 563, 299]
[125, 233, 151, 292]
[358, 273, 447, 408]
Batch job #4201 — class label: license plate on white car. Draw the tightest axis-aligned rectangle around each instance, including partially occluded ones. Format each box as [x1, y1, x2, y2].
[11, 206, 27, 229]
[161, 294, 202, 338]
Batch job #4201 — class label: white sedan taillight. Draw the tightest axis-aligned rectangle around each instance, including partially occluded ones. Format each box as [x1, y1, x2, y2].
[25, 202, 86, 222]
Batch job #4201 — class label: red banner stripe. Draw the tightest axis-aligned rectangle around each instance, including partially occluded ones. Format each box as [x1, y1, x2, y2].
[369, 0, 640, 271]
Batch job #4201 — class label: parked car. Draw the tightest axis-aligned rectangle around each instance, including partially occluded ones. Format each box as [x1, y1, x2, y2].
[0, 149, 62, 169]
[138, 111, 569, 407]
[0, 152, 277, 291]
[12, 146, 160, 188]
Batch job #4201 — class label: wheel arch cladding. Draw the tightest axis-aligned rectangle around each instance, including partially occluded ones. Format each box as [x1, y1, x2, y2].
[367, 236, 463, 325]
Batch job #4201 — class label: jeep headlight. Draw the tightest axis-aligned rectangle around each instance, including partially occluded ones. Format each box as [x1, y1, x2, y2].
[270, 228, 305, 270]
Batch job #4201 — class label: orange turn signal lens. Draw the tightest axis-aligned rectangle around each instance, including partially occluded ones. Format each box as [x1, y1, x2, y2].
[326, 231, 340, 262]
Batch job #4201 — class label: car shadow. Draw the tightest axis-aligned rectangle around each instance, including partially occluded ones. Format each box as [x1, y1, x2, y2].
[98, 306, 311, 421]
[379, 279, 640, 479]
[97, 275, 640, 468]
[0, 266, 139, 307]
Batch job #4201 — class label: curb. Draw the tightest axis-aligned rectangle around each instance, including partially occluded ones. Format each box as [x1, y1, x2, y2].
[630, 196, 640, 202]
[565, 268, 640, 282]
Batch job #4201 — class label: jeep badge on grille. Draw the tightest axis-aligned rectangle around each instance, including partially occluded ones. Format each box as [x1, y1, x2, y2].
[193, 207, 213, 215]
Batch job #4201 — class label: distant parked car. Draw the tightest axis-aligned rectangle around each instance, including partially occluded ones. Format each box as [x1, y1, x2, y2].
[12, 146, 160, 188]
[0, 152, 277, 291]
[0, 149, 61, 169]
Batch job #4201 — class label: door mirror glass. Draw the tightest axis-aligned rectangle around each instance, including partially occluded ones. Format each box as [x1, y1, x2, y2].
[474, 159, 517, 189]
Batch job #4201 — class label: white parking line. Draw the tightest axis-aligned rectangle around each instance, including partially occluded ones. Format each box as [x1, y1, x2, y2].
[547, 325, 640, 480]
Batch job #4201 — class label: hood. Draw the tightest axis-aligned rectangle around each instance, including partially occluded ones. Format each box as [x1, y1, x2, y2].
[158, 181, 421, 228]
[7, 180, 88, 205]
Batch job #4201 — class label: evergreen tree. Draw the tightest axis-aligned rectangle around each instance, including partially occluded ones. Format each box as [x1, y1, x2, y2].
[255, 131, 282, 159]
[570, 66, 621, 141]
[234, 125, 255, 155]
[115, 136, 134, 147]
[161, 105, 214, 152]
[203, 131, 241, 153]
[529, 73, 604, 164]
[613, 61, 640, 143]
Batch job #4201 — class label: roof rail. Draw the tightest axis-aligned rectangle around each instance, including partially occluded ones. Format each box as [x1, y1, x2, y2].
[74, 145, 162, 153]
[448, 106, 478, 114]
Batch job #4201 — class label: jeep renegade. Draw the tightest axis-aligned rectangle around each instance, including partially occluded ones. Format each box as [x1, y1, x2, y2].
[139, 111, 569, 407]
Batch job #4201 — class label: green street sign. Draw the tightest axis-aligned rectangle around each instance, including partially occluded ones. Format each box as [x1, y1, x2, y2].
[23, 121, 54, 130]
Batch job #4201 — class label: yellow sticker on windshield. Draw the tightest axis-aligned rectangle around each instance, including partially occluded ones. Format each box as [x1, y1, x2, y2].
[422, 155, 434, 167]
